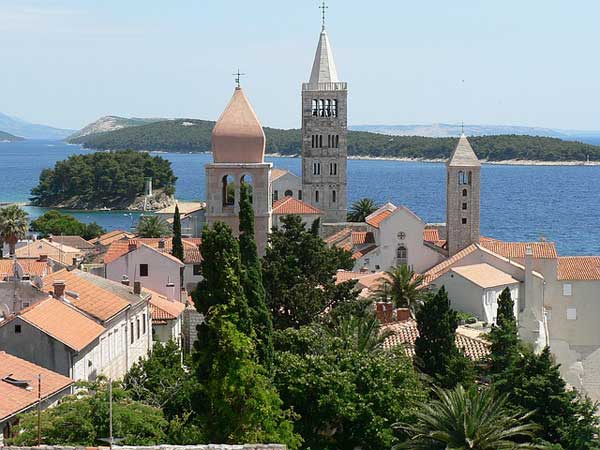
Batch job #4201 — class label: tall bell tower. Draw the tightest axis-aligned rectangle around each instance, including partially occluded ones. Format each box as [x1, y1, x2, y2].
[301, 4, 348, 223]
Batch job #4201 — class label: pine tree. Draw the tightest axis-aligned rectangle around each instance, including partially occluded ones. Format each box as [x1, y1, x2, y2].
[171, 204, 184, 262]
[238, 182, 274, 369]
[488, 287, 520, 379]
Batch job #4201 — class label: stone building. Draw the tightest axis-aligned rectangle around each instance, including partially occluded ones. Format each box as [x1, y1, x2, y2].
[301, 22, 348, 223]
[446, 135, 481, 256]
[205, 86, 272, 254]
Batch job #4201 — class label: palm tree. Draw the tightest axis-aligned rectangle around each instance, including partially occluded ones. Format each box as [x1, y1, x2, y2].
[136, 215, 171, 238]
[326, 313, 393, 354]
[373, 264, 425, 315]
[347, 198, 378, 222]
[0, 205, 29, 256]
[394, 385, 542, 449]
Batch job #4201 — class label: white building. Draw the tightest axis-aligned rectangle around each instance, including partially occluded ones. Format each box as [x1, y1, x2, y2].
[272, 169, 302, 203]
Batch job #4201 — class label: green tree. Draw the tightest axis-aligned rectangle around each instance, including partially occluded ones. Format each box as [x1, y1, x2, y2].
[30, 210, 105, 239]
[137, 215, 171, 238]
[262, 214, 354, 329]
[325, 312, 393, 354]
[273, 324, 426, 450]
[414, 288, 475, 388]
[83, 221, 106, 240]
[238, 181, 274, 369]
[347, 198, 379, 222]
[488, 287, 520, 379]
[0, 205, 29, 255]
[191, 222, 300, 448]
[395, 385, 540, 450]
[171, 204, 184, 261]
[374, 264, 425, 315]
[8, 379, 167, 446]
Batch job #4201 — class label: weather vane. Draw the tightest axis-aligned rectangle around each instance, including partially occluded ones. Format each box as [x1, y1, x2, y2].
[319, 1, 328, 29]
[233, 68, 246, 88]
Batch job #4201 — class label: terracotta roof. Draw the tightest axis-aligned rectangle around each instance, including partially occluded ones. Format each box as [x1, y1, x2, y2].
[351, 231, 375, 245]
[382, 320, 489, 360]
[155, 202, 205, 215]
[451, 263, 520, 289]
[0, 351, 73, 421]
[12, 297, 104, 351]
[366, 210, 393, 228]
[557, 257, 600, 281]
[352, 245, 378, 260]
[422, 244, 479, 285]
[479, 237, 558, 259]
[104, 238, 202, 265]
[89, 230, 135, 247]
[148, 289, 185, 323]
[272, 196, 322, 215]
[272, 168, 297, 182]
[324, 228, 353, 246]
[42, 269, 140, 322]
[51, 236, 96, 250]
[0, 259, 52, 279]
[423, 229, 440, 242]
[15, 239, 82, 260]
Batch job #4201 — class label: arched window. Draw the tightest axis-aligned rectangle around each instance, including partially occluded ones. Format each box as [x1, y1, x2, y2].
[240, 174, 253, 204]
[331, 99, 338, 117]
[397, 244, 408, 265]
[458, 170, 468, 185]
[319, 135, 323, 148]
[332, 190, 337, 203]
[329, 162, 337, 175]
[313, 161, 321, 175]
[315, 190, 320, 203]
[311, 100, 318, 116]
[334, 135, 339, 148]
[284, 189, 293, 197]
[462, 188, 468, 197]
[324, 99, 331, 117]
[222, 175, 235, 207]
[318, 99, 325, 117]
[468, 171, 473, 185]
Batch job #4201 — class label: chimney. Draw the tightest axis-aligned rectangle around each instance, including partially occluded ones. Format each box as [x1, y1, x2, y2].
[53, 280, 66, 298]
[375, 302, 393, 324]
[38, 254, 48, 262]
[396, 308, 410, 322]
[134, 281, 142, 295]
[121, 275, 130, 286]
[158, 239, 165, 249]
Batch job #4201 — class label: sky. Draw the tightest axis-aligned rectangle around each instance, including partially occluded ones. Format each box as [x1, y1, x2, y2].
[1, 0, 599, 131]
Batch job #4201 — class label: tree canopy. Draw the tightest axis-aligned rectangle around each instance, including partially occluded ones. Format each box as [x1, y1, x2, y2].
[30, 210, 105, 240]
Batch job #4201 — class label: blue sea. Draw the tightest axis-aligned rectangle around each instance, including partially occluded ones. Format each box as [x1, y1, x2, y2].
[0, 140, 599, 256]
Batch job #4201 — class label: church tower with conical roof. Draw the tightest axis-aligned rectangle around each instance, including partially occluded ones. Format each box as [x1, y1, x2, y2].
[446, 134, 481, 256]
[301, 14, 348, 223]
[206, 86, 272, 254]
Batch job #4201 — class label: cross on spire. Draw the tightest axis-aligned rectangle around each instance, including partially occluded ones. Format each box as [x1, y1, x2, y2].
[319, 1, 328, 29]
[232, 68, 246, 88]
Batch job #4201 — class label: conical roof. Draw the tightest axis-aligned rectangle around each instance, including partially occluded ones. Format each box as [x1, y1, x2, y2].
[309, 28, 339, 84]
[211, 87, 265, 164]
[448, 134, 481, 167]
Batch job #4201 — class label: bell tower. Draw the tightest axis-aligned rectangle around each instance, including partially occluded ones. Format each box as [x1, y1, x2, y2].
[301, 6, 348, 223]
[446, 134, 481, 256]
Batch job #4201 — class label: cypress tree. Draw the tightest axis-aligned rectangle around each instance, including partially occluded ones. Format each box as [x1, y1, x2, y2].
[488, 287, 520, 378]
[171, 204, 184, 262]
[238, 182, 274, 369]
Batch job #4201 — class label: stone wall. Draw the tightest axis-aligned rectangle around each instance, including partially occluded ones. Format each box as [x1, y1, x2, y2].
[183, 306, 203, 353]
[1, 445, 286, 450]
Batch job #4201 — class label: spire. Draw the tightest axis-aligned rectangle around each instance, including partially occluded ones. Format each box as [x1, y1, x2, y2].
[448, 134, 481, 167]
[309, 28, 339, 84]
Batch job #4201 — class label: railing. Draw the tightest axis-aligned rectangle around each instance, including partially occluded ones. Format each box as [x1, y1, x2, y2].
[302, 81, 347, 91]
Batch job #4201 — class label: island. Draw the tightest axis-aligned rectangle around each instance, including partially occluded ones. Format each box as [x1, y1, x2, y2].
[0, 130, 25, 142]
[30, 150, 177, 210]
[67, 118, 600, 162]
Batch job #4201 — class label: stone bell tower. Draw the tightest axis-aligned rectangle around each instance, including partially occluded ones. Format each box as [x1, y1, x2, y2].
[205, 85, 272, 254]
[446, 134, 481, 256]
[301, 12, 348, 223]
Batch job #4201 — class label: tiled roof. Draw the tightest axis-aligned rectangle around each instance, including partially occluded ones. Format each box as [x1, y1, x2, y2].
[423, 229, 440, 242]
[13, 297, 104, 351]
[0, 351, 73, 421]
[272, 196, 322, 215]
[365, 203, 397, 229]
[557, 257, 600, 281]
[479, 237, 558, 259]
[148, 290, 186, 324]
[15, 239, 81, 259]
[272, 168, 298, 181]
[452, 263, 520, 289]
[422, 244, 479, 285]
[351, 231, 375, 245]
[51, 236, 96, 250]
[104, 238, 202, 265]
[155, 202, 205, 215]
[89, 230, 135, 247]
[0, 259, 52, 279]
[448, 134, 481, 167]
[382, 320, 489, 360]
[42, 269, 137, 322]
[324, 228, 353, 246]
[352, 245, 378, 260]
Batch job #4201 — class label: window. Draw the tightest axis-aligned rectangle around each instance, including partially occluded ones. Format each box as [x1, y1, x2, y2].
[315, 190, 320, 203]
[462, 189, 468, 197]
[462, 218, 467, 225]
[140, 264, 149, 277]
[130, 322, 134, 344]
[193, 264, 202, 276]
[142, 313, 146, 335]
[329, 162, 337, 175]
[458, 171, 469, 185]
[222, 175, 235, 206]
[136, 318, 140, 340]
[567, 308, 577, 320]
[397, 245, 408, 265]
[318, 99, 325, 117]
[285, 189, 293, 197]
[14, 324, 21, 334]
[563, 283, 572, 296]
[468, 171, 473, 185]
[313, 161, 321, 175]
[298, 190, 303, 200]
[332, 190, 337, 203]
[311, 99, 318, 116]
[273, 190, 278, 202]
[334, 135, 339, 148]
[324, 99, 331, 117]
[462, 202, 467, 210]
[332, 99, 338, 117]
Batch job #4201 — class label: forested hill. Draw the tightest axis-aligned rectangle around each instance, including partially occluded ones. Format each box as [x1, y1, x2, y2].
[68, 119, 600, 162]
[0, 130, 25, 141]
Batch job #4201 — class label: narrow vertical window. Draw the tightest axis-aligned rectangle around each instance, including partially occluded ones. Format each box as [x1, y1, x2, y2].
[332, 99, 338, 117]
[325, 99, 331, 117]
[332, 190, 337, 203]
[315, 190, 320, 203]
[327, 135, 331, 148]
[311, 99, 318, 116]
[319, 135, 323, 148]
[462, 189, 468, 197]
[298, 190, 303, 200]
[319, 99, 324, 117]
[143, 313, 146, 335]
[335, 135, 339, 148]
[273, 190, 279, 202]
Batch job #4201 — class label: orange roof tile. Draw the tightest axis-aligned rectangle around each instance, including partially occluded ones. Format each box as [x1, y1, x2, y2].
[272, 196, 322, 215]
[0, 259, 52, 279]
[147, 289, 186, 322]
[351, 231, 375, 245]
[271, 168, 295, 181]
[557, 257, 600, 281]
[423, 229, 440, 242]
[452, 263, 520, 288]
[324, 228, 353, 246]
[366, 210, 393, 228]
[352, 245, 378, 260]
[89, 230, 135, 247]
[422, 244, 479, 285]
[382, 320, 489, 360]
[104, 238, 202, 264]
[0, 351, 73, 421]
[15, 297, 104, 351]
[479, 237, 557, 259]
[42, 270, 132, 321]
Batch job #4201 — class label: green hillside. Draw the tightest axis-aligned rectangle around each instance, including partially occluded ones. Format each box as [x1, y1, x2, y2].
[68, 119, 600, 162]
[0, 130, 25, 141]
